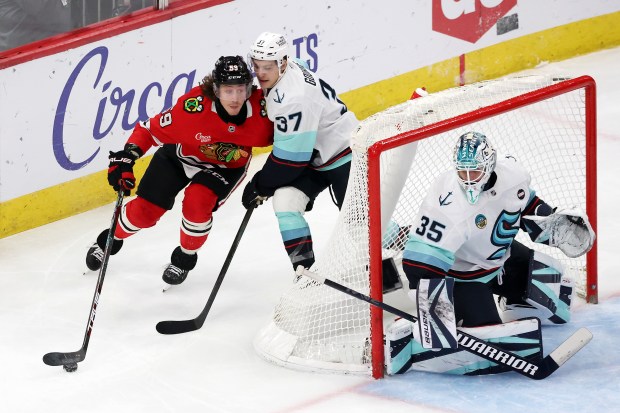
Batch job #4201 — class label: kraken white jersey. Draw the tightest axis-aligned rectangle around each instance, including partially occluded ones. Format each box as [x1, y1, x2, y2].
[407, 156, 535, 281]
[263, 60, 358, 169]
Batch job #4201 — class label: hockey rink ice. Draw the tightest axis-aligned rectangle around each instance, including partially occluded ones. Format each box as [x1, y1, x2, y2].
[2, 47, 619, 413]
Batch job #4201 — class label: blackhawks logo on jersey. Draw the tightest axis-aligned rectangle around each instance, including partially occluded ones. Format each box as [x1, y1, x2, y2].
[183, 96, 204, 113]
[199, 143, 249, 162]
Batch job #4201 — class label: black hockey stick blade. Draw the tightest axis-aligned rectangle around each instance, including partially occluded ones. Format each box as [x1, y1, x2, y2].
[156, 318, 201, 335]
[42, 350, 85, 367]
[156, 208, 255, 335]
[298, 266, 592, 380]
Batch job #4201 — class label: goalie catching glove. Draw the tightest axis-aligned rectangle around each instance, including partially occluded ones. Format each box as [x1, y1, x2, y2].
[522, 207, 595, 258]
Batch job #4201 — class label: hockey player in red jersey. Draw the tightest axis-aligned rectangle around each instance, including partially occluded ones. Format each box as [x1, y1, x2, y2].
[86, 56, 273, 286]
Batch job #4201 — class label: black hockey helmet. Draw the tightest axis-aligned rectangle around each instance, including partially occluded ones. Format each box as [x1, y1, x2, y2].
[212, 55, 253, 100]
[213, 55, 252, 86]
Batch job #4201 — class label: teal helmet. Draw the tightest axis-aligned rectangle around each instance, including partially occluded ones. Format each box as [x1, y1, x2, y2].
[453, 131, 497, 204]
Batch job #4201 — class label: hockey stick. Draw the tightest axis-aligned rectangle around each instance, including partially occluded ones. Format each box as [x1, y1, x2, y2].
[156, 207, 254, 335]
[297, 266, 592, 380]
[43, 189, 125, 372]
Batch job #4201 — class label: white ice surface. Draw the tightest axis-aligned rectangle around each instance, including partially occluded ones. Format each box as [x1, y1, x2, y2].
[2, 47, 620, 413]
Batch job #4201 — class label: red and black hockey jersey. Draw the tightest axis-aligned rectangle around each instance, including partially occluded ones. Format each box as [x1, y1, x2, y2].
[127, 86, 273, 169]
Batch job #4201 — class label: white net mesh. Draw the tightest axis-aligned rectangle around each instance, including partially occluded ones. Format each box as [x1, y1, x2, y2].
[254, 74, 594, 376]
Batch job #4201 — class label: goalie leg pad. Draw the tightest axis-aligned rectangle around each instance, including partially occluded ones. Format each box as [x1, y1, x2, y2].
[385, 318, 543, 376]
[415, 278, 457, 349]
[500, 250, 573, 324]
[384, 318, 418, 375]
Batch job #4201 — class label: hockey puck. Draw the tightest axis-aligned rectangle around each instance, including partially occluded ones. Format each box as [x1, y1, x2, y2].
[63, 363, 78, 372]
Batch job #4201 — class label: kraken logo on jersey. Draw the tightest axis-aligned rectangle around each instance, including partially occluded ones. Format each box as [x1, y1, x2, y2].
[488, 210, 520, 260]
[273, 89, 285, 103]
[439, 192, 453, 206]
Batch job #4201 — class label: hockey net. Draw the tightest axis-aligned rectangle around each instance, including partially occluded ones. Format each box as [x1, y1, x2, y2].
[254, 74, 597, 378]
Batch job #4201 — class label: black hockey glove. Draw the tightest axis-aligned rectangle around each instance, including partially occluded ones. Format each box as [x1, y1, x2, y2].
[242, 174, 267, 209]
[107, 145, 142, 195]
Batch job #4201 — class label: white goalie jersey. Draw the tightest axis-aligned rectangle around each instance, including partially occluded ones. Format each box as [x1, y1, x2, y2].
[404, 156, 534, 282]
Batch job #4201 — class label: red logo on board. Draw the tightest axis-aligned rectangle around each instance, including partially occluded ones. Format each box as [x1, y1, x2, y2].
[432, 0, 517, 43]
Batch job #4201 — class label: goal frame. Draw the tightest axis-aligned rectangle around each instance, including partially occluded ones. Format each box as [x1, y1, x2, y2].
[366, 75, 598, 378]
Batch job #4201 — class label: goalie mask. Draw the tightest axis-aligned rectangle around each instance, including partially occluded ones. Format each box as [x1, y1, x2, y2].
[248, 32, 288, 76]
[453, 132, 497, 204]
[212, 55, 253, 99]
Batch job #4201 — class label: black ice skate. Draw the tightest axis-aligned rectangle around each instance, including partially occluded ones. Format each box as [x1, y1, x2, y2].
[85, 243, 104, 271]
[162, 264, 189, 285]
[85, 229, 124, 272]
[162, 247, 197, 286]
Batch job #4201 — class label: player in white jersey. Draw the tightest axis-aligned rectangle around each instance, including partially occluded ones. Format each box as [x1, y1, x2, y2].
[401, 132, 595, 349]
[242, 32, 359, 271]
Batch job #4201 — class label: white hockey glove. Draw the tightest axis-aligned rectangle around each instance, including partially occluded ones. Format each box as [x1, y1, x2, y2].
[522, 207, 595, 258]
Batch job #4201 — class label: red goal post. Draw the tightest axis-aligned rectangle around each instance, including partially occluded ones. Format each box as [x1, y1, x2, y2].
[254, 74, 597, 379]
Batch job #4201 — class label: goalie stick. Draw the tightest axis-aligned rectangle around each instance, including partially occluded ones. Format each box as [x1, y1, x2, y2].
[43, 189, 125, 371]
[156, 207, 254, 335]
[297, 267, 592, 380]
